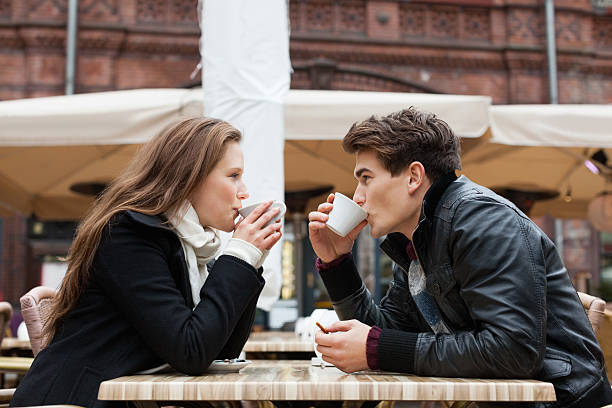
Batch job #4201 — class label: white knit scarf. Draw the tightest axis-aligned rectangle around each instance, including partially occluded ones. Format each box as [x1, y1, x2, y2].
[168, 202, 221, 307]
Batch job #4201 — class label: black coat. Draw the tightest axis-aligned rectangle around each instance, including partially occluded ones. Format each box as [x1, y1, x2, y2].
[11, 211, 265, 408]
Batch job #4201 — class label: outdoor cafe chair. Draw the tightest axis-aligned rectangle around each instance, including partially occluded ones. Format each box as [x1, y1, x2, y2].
[20, 286, 57, 357]
[0, 302, 14, 389]
[0, 287, 64, 407]
[577, 291, 606, 336]
[0, 288, 56, 407]
[1, 389, 81, 408]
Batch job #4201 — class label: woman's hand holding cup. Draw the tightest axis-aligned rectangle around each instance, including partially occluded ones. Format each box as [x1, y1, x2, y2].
[234, 201, 283, 251]
[308, 193, 367, 263]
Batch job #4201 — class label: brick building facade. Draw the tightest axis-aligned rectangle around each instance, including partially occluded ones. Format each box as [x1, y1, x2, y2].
[1, 0, 611, 102]
[0, 0, 611, 304]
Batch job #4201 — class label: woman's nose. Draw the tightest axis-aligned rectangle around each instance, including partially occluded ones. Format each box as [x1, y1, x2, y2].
[237, 184, 249, 200]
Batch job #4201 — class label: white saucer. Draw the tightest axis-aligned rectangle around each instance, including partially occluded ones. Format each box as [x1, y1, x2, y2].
[311, 357, 335, 367]
[208, 359, 252, 372]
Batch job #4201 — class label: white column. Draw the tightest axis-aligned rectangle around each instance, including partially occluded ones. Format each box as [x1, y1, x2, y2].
[201, 0, 291, 310]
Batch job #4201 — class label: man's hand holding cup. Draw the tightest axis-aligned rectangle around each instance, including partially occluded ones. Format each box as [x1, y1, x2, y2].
[308, 192, 367, 263]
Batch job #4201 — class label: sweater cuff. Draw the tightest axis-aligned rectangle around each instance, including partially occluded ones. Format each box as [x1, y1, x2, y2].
[377, 329, 418, 373]
[366, 325, 382, 370]
[315, 252, 351, 270]
[223, 238, 263, 268]
[255, 249, 269, 269]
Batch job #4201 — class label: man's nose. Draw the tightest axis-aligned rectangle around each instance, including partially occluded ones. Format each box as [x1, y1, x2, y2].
[353, 186, 365, 206]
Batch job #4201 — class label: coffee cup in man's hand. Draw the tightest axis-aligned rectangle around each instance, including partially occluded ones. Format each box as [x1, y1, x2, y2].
[325, 192, 367, 237]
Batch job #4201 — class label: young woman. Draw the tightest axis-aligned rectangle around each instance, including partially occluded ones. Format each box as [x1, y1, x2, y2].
[11, 117, 283, 408]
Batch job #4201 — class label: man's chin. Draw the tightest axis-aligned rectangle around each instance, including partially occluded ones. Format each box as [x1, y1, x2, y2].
[369, 226, 384, 239]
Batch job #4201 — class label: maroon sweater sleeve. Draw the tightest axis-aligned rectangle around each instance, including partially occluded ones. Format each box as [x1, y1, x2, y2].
[366, 325, 382, 370]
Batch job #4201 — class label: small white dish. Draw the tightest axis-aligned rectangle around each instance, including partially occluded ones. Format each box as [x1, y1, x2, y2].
[238, 201, 286, 226]
[311, 357, 334, 367]
[207, 359, 252, 373]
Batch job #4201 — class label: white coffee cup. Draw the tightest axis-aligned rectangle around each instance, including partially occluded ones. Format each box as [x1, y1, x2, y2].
[238, 201, 286, 226]
[311, 309, 339, 362]
[325, 192, 367, 237]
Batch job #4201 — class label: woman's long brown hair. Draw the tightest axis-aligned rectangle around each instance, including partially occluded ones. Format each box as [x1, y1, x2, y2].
[44, 117, 241, 341]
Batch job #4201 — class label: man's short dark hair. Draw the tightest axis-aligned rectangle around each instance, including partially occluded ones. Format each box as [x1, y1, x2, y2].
[342, 107, 462, 181]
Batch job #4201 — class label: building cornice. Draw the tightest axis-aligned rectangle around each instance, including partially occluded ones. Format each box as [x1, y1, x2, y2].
[0, 23, 199, 55]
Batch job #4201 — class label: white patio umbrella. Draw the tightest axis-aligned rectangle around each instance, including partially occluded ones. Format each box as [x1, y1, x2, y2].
[0, 88, 491, 220]
[462, 104, 612, 219]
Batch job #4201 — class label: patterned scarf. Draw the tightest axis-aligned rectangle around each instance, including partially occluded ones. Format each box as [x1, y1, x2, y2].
[405, 242, 450, 334]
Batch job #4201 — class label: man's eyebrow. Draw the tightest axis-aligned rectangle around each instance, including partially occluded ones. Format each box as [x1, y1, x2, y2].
[355, 167, 371, 178]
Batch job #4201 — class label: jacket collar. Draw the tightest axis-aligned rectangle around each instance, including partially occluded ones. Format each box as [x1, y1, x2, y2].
[125, 210, 172, 230]
[380, 232, 412, 270]
[421, 172, 458, 221]
[380, 172, 457, 268]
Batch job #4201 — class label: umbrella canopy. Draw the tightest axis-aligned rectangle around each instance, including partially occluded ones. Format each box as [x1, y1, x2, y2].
[0, 88, 491, 220]
[462, 104, 612, 219]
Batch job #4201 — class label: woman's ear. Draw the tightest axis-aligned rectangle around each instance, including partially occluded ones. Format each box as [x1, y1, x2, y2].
[406, 162, 426, 194]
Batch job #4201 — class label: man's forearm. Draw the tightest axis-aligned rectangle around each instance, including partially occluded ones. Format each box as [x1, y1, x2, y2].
[316, 253, 363, 302]
[317, 255, 391, 326]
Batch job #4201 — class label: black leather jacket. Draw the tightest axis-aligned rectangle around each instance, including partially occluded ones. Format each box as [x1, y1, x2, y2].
[320, 175, 611, 408]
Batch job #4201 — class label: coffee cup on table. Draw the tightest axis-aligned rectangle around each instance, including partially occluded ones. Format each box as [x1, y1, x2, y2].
[311, 309, 339, 367]
[325, 192, 367, 237]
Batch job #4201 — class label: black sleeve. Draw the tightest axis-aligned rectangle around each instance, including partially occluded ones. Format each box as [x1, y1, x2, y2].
[216, 290, 259, 359]
[95, 221, 264, 375]
[319, 256, 424, 332]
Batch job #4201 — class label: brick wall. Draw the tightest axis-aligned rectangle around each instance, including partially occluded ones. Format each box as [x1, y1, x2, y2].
[289, 0, 612, 103]
[1, 0, 611, 103]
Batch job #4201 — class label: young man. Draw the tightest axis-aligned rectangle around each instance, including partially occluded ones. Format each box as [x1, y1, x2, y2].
[308, 108, 612, 408]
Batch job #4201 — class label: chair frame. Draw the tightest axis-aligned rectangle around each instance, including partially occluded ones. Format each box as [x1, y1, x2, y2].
[19, 286, 57, 357]
[577, 291, 606, 336]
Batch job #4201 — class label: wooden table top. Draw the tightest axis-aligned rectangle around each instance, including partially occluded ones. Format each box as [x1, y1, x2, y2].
[98, 360, 556, 403]
[2, 332, 310, 353]
[243, 332, 313, 353]
[1, 337, 31, 350]
[0, 356, 34, 372]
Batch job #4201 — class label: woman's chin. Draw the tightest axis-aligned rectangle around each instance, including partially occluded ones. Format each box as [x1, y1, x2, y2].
[220, 223, 235, 233]
[206, 220, 234, 233]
